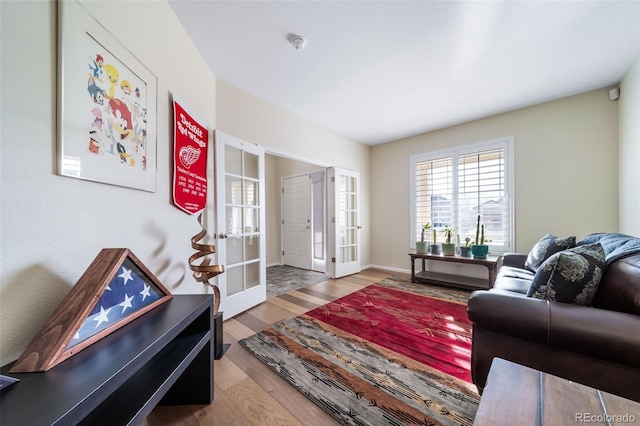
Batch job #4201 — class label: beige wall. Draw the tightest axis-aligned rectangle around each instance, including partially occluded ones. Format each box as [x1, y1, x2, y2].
[215, 80, 372, 269]
[0, 0, 632, 367]
[619, 55, 640, 236]
[0, 0, 217, 365]
[371, 88, 619, 271]
[264, 156, 325, 266]
[265, 154, 281, 266]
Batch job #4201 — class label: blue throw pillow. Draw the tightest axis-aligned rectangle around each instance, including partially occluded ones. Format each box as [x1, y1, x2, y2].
[527, 243, 605, 306]
[525, 234, 576, 272]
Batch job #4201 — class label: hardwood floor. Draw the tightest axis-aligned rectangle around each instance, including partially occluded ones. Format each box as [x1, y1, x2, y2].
[144, 268, 393, 426]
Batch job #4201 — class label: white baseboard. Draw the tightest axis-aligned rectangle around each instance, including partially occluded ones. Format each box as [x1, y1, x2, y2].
[271, 263, 410, 275]
[361, 264, 411, 275]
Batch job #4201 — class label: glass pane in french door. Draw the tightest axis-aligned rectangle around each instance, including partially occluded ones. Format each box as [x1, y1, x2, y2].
[226, 264, 244, 296]
[225, 147, 261, 293]
[226, 236, 243, 265]
[226, 176, 242, 204]
[244, 152, 259, 179]
[225, 145, 242, 175]
[245, 261, 260, 289]
[338, 174, 357, 263]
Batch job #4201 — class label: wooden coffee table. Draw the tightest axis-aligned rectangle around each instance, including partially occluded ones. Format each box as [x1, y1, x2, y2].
[474, 358, 640, 425]
[409, 252, 500, 290]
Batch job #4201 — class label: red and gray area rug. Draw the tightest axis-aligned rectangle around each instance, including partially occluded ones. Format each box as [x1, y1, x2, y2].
[239, 278, 480, 425]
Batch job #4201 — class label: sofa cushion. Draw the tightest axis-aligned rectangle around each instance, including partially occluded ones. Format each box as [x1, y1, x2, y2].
[498, 266, 535, 281]
[525, 234, 576, 272]
[501, 253, 528, 269]
[493, 277, 532, 294]
[527, 243, 605, 305]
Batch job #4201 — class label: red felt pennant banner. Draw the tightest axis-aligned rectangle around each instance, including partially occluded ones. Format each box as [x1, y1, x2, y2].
[172, 99, 208, 215]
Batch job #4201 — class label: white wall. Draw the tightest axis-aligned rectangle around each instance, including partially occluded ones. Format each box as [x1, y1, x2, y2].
[370, 88, 619, 271]
[215, 80, 372, 269]
[0, 0, 217, 364]
[619, 55, 640, 236]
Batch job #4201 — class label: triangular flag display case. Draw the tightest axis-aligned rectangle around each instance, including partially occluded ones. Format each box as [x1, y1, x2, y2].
[11, 248, 172, 373]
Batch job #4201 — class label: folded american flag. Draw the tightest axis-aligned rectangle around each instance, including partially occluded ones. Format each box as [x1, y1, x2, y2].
[70, 259, 163, 347]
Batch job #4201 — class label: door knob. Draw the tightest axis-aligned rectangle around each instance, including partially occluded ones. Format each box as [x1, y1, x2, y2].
[218, 232, 228, 239]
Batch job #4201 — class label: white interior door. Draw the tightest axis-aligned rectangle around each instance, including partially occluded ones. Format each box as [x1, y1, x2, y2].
[282, 174, 312, 269]
[328, 167, 361, 278]
[215, 131, 266, 319]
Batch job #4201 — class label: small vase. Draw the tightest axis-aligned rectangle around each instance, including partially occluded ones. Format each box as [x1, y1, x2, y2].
[471, 244, 489, 259]
[459, 246, 472, 257]
[441, 243, 456, 256]
[430, 244, 441, 255]
[416, 241, 429, 254]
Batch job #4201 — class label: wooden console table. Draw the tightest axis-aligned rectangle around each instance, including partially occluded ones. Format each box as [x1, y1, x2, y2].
[0, 295, 214, 426]
[474, 358, 640, 425]
[409, 252, 500, 290]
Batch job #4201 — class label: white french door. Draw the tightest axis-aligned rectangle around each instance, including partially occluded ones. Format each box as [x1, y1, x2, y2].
[328, 167, 361, 278]
[282, 174, 312, 270]
[214, 131, 266, 319]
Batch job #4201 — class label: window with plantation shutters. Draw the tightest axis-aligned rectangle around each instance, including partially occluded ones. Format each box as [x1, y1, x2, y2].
[410, 137, 514, 253]
[415, 157, 453, 232]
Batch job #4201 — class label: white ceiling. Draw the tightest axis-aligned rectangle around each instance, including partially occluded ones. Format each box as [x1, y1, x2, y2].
[168, 0, 640, 145]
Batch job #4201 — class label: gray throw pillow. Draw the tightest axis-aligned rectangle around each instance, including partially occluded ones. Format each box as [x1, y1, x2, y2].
[525, 234, 576, 272]
[526, 243, 605, 306]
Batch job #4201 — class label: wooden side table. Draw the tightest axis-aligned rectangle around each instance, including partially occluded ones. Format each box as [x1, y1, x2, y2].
[474, 358, 640, 425]
[409, 252, 500, 290]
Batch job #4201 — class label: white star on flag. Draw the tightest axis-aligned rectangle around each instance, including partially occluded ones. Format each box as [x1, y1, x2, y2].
[118, 267, 133, 285]
[119, 293, 135, 314]
[93, 306, 112, 328]
[140, 284, 151, 301]
[68, 260, 165, 350]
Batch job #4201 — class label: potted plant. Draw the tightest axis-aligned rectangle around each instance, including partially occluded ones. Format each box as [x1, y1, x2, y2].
[430, 227, 441, 254]
[460, 237, 472, 257]
[471, 214, 489, 259]
[441, 225, 456, 256]
[416, 223, 431, 254]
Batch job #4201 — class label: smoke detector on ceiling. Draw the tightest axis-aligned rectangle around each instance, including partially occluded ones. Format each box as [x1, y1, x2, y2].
[289, 35, 307, 51]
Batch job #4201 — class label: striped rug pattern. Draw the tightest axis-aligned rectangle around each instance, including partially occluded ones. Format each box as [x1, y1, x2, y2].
[240, 280, 480, 425]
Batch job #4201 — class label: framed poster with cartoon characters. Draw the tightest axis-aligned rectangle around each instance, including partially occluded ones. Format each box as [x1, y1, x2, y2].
[57, 0, 157, 192]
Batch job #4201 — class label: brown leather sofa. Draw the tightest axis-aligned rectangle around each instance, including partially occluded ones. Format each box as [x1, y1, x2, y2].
[467, 233, 640, 402]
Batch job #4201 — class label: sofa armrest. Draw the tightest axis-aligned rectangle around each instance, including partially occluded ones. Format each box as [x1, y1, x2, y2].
[467, 290, 550, 345]
[501, 253, 528, 269]
[549, 302, 640, 367]
[467, 290, 640, 368]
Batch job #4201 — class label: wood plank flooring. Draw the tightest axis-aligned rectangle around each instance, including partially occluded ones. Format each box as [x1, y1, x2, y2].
[144, 268, 392, 426]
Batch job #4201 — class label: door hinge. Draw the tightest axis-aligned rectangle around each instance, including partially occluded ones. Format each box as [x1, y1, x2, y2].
[331, 177, 335, 182]
[282, 187, 284, 193]
[283, 250, 285, 256]
[331, 217, 335, 223]
[282, 219, 284, 225]
[332, 257, 336, 263]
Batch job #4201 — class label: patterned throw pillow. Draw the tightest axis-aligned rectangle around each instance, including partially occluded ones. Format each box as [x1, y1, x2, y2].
[525, 234, 576, 272]
[526, 243, 605, 306]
